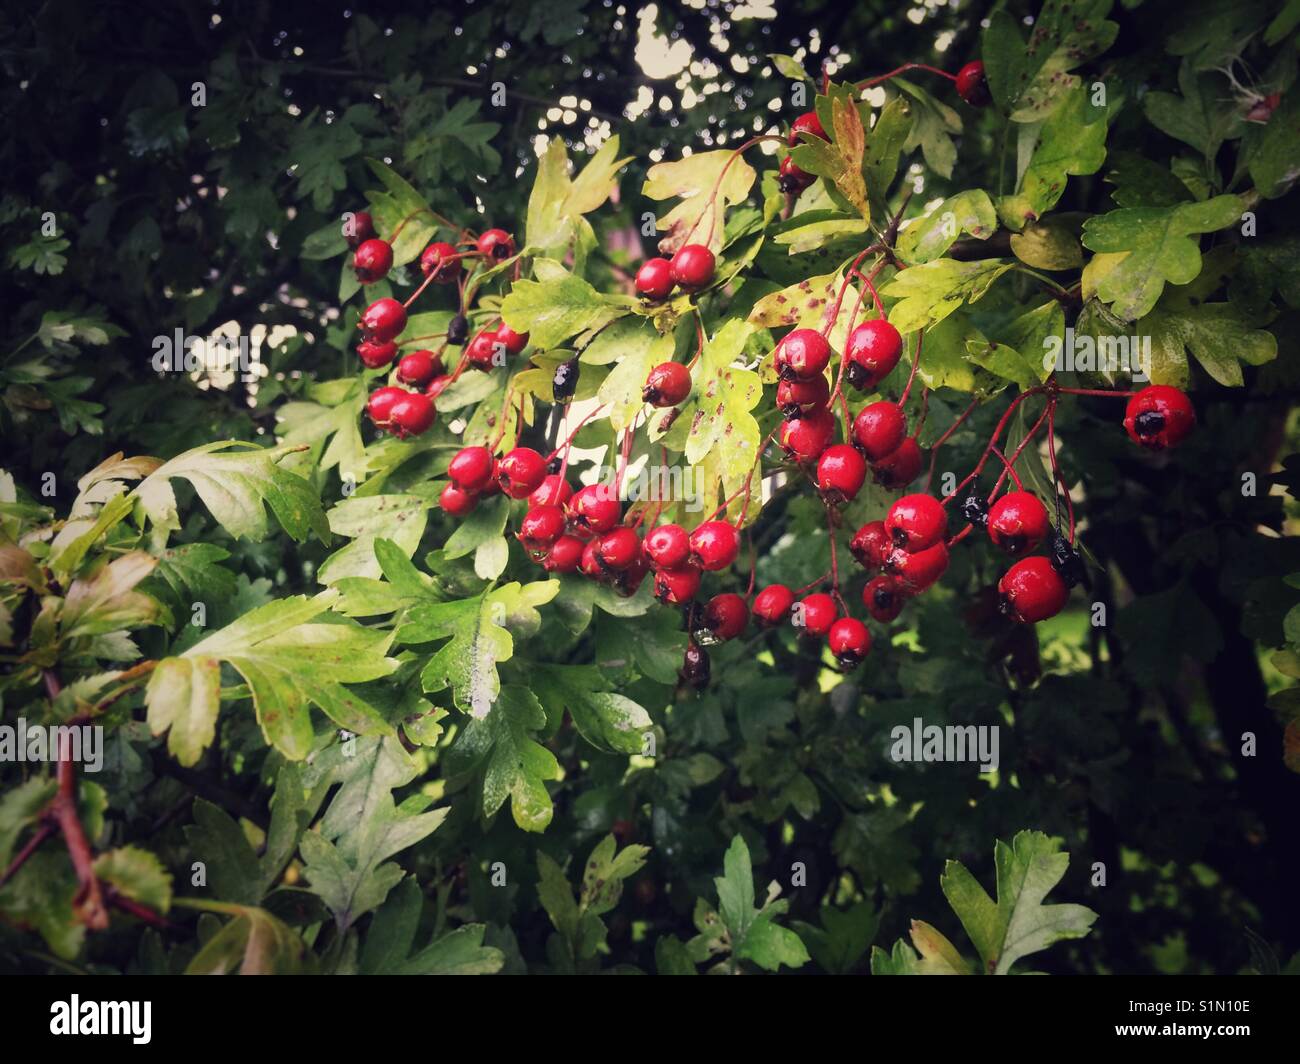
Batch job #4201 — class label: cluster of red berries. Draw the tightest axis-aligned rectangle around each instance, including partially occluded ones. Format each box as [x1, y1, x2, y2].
[346, 213, 530, 440]
[634, 245, 718, 302]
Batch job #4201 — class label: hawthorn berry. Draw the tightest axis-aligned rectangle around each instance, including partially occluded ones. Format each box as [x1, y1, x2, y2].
[448, 446, 496, 493]
[359, 298, 407, 343]
[752, 584, 795, 626]
[885, 493, 947, 553]
[447, 314, 469, 346]
[850, 521, 892, 570]
[497, 447, 547, 499]
[542, 534, 585, 573]
[597, 526, 642, 571]
[616, 554, 650, 597]
[465, 330, 501, 371]
[669, 244, 716, 291]
[420, 242, 462, 283]
[552, 357, 581, 403]
[884, 540, 949, 592]
[701, 593, 749, 642]
[439, 482, 478, 517]
[643, 362, 692, 407]
[863, 575, 906, 622]
[777, 374, 830, 417]
[853, 401, 907, 461]
[476, 228, 515, 260]
[817, 444, 868, 505]
[998, 555, 1069, 624]
[636, 257, 675, 301]
[780, 406, 837, 462]
[366, 385, 406, 430]
[396, 350, 440, 387]
[778, 155, 815, 194]
[680, 641, 711, 688]
[828, 617, 871, 669]
[353, 238, 394, 284]
[961, 491, 990, 528]
[872, 436, 922, 489]
[956, 60, 991, 107]
[987, 491, 1050, 557]
[845, 319, 903, 390]
[495, 323, 529, 356]
[579, 539, 607, 580]
[795, 593, 838, 637]
[426, 374, 452, 399]
[689, 520, 740, 572]
[519, 505, 567, 553]
[357, 339, 399, 369]
[777, 329, 832, 381]
[1123, 385, 1195, 450]
[654, 564, 702, 605]
[568, 484, 621, 535]
[788, 111, 827, 144]
[345, 210, 376, 248]
[388, 392, 435, 439]
[530, 474, 573, 509]
[1049, 530, 1087, 589]
[644, 523, 690, 569]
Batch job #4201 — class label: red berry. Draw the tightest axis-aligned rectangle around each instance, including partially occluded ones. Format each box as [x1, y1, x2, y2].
[345, 210, 376, 248]
[681, 641, 711, 687]
[777, 329, 832, 381]
[643, 362, 692, 407]
[689, 520, 740, 572]
[476, 228, 515, 260]
[366, 385, 407, 430]
[955, 61, 991, 107]
[850, 520, 892, 570]
[780, 406, 836, 463]
[388, 392, 435, 439]
[702, 593, 749, 641]
[669, 244, 716, 291]
[497, 447, 547, 499]
[448, 446, 496, 493]
[654, 564, 701, 605]
[863, 575, 906, 622]
[853, 401, 907, 461]
[636, 257, 675, 301]
[794, 593, 838, 637]
[426, 374, 452, 399]
[644, 523, 690, 569]
[357, 339, 399, 369]
[788, 111, 827, 145]
[778, 155, 815, 194]
[568, 484, 621, 535]
[845, 319, 903, 390]
[616, 554, 650, 597]
[596, 526, 641, 571]
[353, 238, 394, 284]
[543, 534, 584, 573]
[987, 491, 1050, 557]
[439, 482, 478, 517]
[872, 437, 922, 490]
[998, 555, 1069, 623]
[1123, 385, 1195, 450]
[420, 242, 462, 283]
[828, 617, 871, 669]
[530, 474, 572, 509]
[396, 350, 440, 387]
[519, 505, 567, 554]
[884, 540, 949, 592]
[776, 374, 830, 417]
[580, 539, 607, 580]
[465, 330, 501, 371]
[817, 444, 868, 504]
[360, 298, 407, 344]
[495, 323, 529, 355]
[752, 584, 795, 627]
[885, 493, 948, 553]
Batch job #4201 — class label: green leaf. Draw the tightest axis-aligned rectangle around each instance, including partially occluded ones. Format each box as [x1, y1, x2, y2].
[790, 96, 870, 219]
[365, 158, 438, 267]
[93, 846, 173, 914]
[181, 900, 308, 974]
[940, 830, 1097, 975]
[317, 493, 435, 585]
[882, 259, 1013, 334]
[501, 261, 623, 350]
[400, 591, 513, 717]
[897, 190, 997, 264]
[768, 53, 810, 81]
[60, 551, 160, 639]
[457, 684, 559, 832]
[792, 901, 879, 974]
[712, 835, 809, 972]
[1143, 60, 1243, 160]
[1141, 302, 1278, 387]
[525, 136, 629, 255]
[747, 271, 840, 330]
[642, 148, 757, 255]
[531, 664, 651, 753]
[360, 877, 503, 974]
[1080, 195, 1243, 320]
[146, 590, 398, 764]
[1103, 152, 1195, 208]
[596, 329, 676, 431]
[982, 0, 1118, 121]
[683, 319, 762, 494]
[1248, 92, 1300, 200]
[892, 77, 963, 179]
